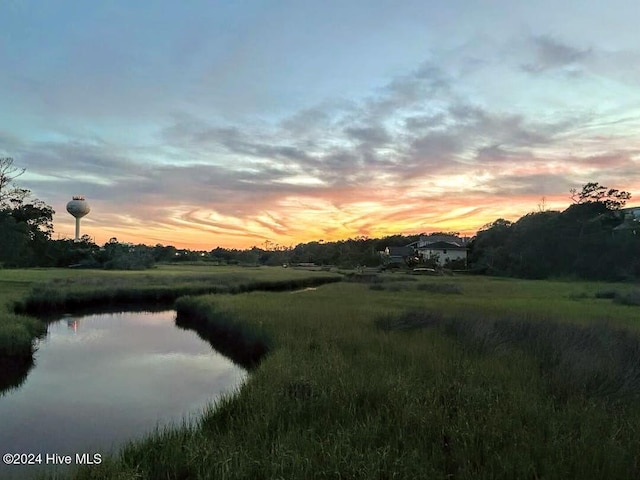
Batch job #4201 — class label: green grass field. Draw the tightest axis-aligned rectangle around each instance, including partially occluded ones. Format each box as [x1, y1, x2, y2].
[1, 267, 640, 479]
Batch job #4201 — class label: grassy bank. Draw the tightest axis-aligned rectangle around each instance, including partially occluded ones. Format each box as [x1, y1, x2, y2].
[175, 296, 271, 369]
[61, 275, 640, 480]
[14, 267, 342, 316]
[0, 265, 340, 362]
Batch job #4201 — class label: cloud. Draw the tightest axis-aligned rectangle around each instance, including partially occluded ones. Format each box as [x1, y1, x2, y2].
[10, 37, 640, 248]
[522, 35, 592, 73]
[157, 57, 583, 203]
[479, 172, 574, 197]
[344, 125, 391, 146]
[0, 130, 24, 153]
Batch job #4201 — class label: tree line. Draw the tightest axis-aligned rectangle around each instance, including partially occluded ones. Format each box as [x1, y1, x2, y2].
[1, 158, 638, 279]
[469, 183, 639, 280]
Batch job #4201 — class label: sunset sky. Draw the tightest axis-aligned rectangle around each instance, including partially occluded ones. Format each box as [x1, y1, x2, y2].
[2, 0, 640, 249]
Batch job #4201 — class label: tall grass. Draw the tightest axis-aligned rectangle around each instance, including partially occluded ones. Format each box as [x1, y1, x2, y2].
[15, 271, 342, 315]
[63, 280, 640, 480]
[378, 310, 640, 403]
[0, 312, 46, 358]
[175, 296, 270, 369]
[0, 312, 45, 395]
[3, 268, 640, 478]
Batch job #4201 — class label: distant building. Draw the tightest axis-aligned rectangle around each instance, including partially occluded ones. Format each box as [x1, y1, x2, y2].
[382, 246, 416, 267]
[614, 206, 640, 234]
[409, 234, 468, 267]
[381, 234, 469, 268]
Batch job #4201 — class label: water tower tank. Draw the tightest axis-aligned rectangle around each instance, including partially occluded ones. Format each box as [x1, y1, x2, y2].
[66, 196, 90, 240]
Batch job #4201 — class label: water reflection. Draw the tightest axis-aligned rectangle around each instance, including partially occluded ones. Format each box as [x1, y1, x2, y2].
[0, 356, 33, 396]
[67, 318, 78, 333]
[0, 310, 246, 476]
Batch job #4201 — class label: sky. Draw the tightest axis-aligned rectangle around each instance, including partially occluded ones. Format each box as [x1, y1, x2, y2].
[2, 0, 640, 249]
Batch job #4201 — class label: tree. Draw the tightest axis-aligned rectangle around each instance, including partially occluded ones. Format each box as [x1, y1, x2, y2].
[504, 211, 561, 279]
[0, 157, 25, 205]
[468, 181, 639, 280]
[467, 219, 513, 275]
[0, 158, 55, 267]
[570, 182, 631, 210]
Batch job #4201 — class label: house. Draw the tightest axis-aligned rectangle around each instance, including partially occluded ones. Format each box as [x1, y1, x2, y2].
[411, 234, 468, 267]
[382, 246, 416, 266]
[614, 206, 640, 234]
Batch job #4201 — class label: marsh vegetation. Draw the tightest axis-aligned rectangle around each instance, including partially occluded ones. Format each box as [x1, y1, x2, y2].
[0, 266, 340, 361]
[1, 267, 640, 479]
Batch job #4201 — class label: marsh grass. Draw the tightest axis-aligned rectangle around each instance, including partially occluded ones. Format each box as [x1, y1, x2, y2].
[64, 279, 640, 480]
[175, 297, 270, 369]
[0, 311, 45, 395]
[368, 281, 416, 291]
[380, 310, 640, 402]
[614, 289, 640, 306]
[2, 268, 638, 479]
[0, 266, 340, 392]
[16, 270, 342, 316]
[595, 289, 618, 299]
[0, 312, 46, 357]
[594, 288, 640, 306]
[416, 282, 463, 294]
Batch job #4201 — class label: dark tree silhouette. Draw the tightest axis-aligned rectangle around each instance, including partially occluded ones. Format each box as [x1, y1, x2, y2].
[570, 182, 631, 210]
[0, 157, 25, 205]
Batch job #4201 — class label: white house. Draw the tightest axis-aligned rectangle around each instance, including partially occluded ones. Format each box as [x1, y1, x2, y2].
[409, 234, 468, 267]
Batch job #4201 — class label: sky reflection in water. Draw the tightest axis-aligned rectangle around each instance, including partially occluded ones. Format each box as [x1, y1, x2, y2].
[0, 310, 246, 459]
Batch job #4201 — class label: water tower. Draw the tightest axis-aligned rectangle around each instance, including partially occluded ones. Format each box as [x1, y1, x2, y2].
[66, 196, 90, 241]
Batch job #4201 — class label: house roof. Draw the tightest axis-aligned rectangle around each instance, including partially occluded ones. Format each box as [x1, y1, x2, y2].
[620, 206, 640, 218]
[417, 234, 467, 247]
[386, 246, 415, 256]
[417, 241, 467, 250]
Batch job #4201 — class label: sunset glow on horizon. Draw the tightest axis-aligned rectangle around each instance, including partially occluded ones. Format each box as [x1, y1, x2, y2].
[3, 1, 640, 250]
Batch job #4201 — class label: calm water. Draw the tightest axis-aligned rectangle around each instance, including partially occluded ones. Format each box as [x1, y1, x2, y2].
[0, 310, 246, 477]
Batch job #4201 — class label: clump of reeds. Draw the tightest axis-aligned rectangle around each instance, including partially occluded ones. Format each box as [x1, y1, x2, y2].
[0, 312, 46, 358]
[15, 275, 342, 316]
[594, 289, 640, 306]
[613, 290, 640, 306]
[380, 309, 640, 403]
[568, 292, 590, 300]
[595, 289, 618, 299]
[416, 283, 463, 294]
[344, 272, 383, 283]
[375, 311, 444, 331]
[369, 282, 416, 292]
